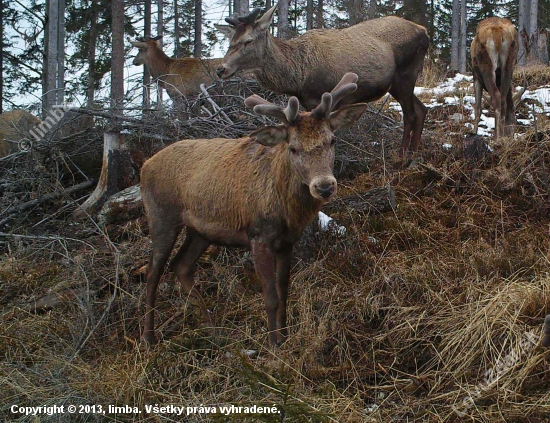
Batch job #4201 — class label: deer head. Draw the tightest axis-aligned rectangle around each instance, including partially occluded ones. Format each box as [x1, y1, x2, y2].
[246, 73, 368, 201]
[215, 5, 277, 78]
[130, 35, 163, 66]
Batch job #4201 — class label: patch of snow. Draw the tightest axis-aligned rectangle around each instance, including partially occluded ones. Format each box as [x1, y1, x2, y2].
[442, 143, 453, 151]
[364, 404, 379, 413]
[318, 211, 346, 236]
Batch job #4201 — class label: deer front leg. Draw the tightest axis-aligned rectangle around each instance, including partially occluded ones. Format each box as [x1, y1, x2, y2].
[275, 246, 293, 345]
[251, 239, 279, 346]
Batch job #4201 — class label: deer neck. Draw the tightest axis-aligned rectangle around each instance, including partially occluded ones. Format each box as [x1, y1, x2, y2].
[254, 36, 307, 97]
[146, 47, 173, 80]
[271, 145, 321, 230]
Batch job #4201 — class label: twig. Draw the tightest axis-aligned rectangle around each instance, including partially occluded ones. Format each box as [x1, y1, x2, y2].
[200, 83, 234, 125]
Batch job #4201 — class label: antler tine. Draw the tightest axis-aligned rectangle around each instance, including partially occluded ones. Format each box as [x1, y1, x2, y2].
[330, 72, 358, 109]
[238, 8, 261, 25]
[151, 35, 163, 41]
[245, 95, 300, 125]
[284, 97, 300, 123]
[225, 13, 240, 26]
[311, 73, 358, 119]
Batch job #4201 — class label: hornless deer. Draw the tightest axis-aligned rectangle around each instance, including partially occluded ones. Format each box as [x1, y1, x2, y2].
[471, 17, 519, 140]
[215, 6, 429, 158]
[131, 36, 222, 100]
[0, 110, 41, 157]
[141, 73, 368, 346]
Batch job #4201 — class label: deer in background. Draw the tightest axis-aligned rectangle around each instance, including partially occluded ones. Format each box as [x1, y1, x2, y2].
[215, 6, 429, 159]
[471, 17, 519, 140]
[131, 36, 222, 101]
[0, 110, 41, 157]
[140, 73, 368, 346]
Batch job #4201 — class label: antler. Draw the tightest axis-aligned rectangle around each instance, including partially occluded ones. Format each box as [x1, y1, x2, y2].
[225, 7, 261, 26]
[311, 73, 359, 119]
[135, 35, 163, 42]
[245, 95, 300, 125]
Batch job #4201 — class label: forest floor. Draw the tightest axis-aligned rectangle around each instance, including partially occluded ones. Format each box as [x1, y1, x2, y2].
[1, 65, 550, 422]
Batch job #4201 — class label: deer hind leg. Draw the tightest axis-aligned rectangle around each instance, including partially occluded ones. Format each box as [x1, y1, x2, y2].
[143, 211, 182, 345]
[170, 228, 213, 329]
[410, 96, 428, 153]
[390, 88, 415, 158]
[482, 73, 502, 140]
[501, 52, 517, 136]
[473, 78, 483, 135]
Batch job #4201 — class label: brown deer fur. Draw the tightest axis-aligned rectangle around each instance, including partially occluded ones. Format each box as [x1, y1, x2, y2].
[0, 110, 41, 157]
[140, 73, 368, 346]
[215, 6, 429, 157]
[471, 17, 519, 140]
[131, 38, 222, 100]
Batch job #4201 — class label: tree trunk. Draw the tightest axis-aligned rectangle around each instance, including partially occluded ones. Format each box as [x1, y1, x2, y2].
[157, 0, 164, 106]
[174, 0, 180, 57]
[518, 0, 529, 65]
[450, 0, 460, 73]
[73, 133, 137, 218]
[316, 0, 324, 28]
[111, 0, 124, 114]
[0, 0, 3, 114]
[87, 0, 98, 107]
[194, 0, 202, 58]
[458, 0, 467, 73]
[144, 0, 151, 109]
[278, 0, 289, 39]
[306, 0, 313, 30]
[57, 0, 65, 105]
[239, 0, 249, 15]
[347, 0, 365, 26]
[44, 0, 59, 117]
[366, 0, 377, 20]
[527, 0, 539, 64]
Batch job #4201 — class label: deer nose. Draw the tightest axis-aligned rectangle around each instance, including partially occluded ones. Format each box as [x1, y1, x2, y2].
[216, 67, 225, 78]
[315, 182, 335, 199]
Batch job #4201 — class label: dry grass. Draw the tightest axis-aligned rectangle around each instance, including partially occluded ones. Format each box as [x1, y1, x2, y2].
[1, 72, 550, 423]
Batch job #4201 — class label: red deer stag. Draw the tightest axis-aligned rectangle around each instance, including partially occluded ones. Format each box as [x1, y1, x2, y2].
[141, 73, 368, 346]
[471, 17, 519, 140]
[131, 36, 222, 101]
[215, 6, 429, 158]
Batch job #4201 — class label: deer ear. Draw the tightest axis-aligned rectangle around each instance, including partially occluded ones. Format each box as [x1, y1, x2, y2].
[255, 4, 277, 31]
[250, 125, 288, 146]
[329, 103, 368, 130]
[215, 24, 235, 39]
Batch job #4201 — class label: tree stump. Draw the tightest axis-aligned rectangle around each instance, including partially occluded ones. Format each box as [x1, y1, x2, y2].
[73, 131, 137, 218]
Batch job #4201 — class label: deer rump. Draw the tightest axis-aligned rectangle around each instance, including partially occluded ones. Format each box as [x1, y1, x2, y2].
[471, 17, 519, 139]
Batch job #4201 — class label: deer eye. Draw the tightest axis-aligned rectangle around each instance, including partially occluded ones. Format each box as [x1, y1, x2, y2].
[289, 146, 298, 154]
[244, 40, 253, 47]
[330, 136, 336, 146]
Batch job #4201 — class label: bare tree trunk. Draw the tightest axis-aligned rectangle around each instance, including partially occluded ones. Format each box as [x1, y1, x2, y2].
[57, 0, 65, 105]
[194, 0, 202, 57]
[111, 0, 124, 114]
[527, 0, 539, 64]
[450, 0, 460, 72]
[157, 0, 164, 106]
[174, 0, 180, 57]
[316, 0, 324, 28]
[239, 0, 249, 14]
[366, 0, 377, 20]
[144, 0, 151, 109]
[346, 0, 365, 25]
[44, 0, 59, 117]
[518, 0, 529, 65]
[0, 0, 3, 114]
[278, 0, 289, 39]
[306, 0, 313, 30]
[458, 0, 467, 73]
[87, 0, 98, 107]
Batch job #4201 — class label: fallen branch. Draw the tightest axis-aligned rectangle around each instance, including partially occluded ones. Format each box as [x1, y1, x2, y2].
[325, 185, 396, 214]
[200, 83, 233, 125]
[0, 180, 95, 226]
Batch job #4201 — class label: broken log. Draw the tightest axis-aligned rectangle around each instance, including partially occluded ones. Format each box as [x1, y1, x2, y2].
[542, 314, 550, 348]
[73, 132, 137, 218]
[98, 184, 143, 226]
[324, 185, 396, 215]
